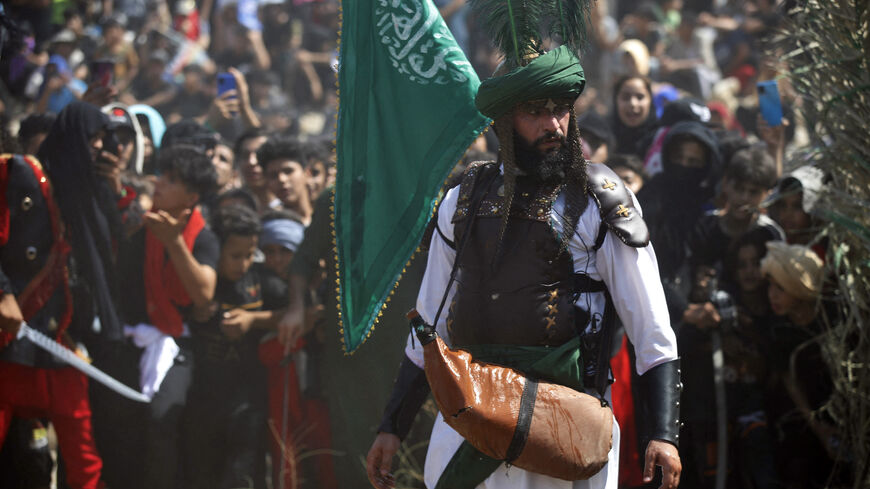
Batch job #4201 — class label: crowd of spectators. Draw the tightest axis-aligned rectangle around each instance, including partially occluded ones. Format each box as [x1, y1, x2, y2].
[0, 0, 843, 488]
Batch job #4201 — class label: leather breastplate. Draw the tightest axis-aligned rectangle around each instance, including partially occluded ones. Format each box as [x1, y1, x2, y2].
[447, 165, 577, 347]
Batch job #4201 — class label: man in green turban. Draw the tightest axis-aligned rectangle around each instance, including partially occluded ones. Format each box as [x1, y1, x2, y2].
[366, 42, 682, 489]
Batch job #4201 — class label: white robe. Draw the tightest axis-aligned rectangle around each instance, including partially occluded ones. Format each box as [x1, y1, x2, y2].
[404, 183, 678, 489]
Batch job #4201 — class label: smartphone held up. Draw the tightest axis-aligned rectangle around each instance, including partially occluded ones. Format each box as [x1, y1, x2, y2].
[91, 59, 115, 88]
[757, 80, 783, 127]
[217, 72, 239, 117]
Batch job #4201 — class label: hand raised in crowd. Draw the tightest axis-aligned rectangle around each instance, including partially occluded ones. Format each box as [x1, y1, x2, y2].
[682, 302, 721, 330]
[220, 309, 256, 340]
[144, 209, 191, 245]
[94, 146, 124, 196]
[365, 432, 400, 489]
[228, 67, 251, 107]
[207, 67, 261, 129]
[0, 293, 23, 336]
[210, 89, 241, 121]
[82, 82, 118, 107]
[756, 112, 788, 150]
[643, 439, 682, 489]
[757, 113, 788, 176]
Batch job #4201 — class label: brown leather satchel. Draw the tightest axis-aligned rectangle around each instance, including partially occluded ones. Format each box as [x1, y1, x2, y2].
[418, 319, 613, 480]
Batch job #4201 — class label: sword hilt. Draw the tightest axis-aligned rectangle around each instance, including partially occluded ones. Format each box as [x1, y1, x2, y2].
[16, 322, 27, 340]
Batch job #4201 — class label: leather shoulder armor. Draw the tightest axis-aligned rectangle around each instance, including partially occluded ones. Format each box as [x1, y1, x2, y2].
[452, 160, 499, 223]
[586, 163, 650, 248]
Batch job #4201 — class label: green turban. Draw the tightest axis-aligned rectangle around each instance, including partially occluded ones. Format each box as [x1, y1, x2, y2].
[475, 45, 586, 120]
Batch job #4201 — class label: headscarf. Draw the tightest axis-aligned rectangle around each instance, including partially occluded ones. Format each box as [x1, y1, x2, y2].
[609, 76, 658, 157]
[760, 241, 824, 301]
[637, 121, 720, 282]
[659, 120, 721, 197]
[37, 101, 123, 341]
[616, 39, 651, 77]
[769, 165, 824, 215]
[261, 218, 305, 253]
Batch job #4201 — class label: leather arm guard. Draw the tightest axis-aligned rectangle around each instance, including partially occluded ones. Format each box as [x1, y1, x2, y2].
[377, 355, 431, 440]
[636, 358, 682, 447]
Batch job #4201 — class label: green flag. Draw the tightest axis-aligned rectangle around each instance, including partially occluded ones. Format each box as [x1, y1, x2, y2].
[336, 0, 490, 353]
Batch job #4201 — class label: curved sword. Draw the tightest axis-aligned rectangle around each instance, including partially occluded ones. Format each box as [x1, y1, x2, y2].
[17, 323, 150, 403]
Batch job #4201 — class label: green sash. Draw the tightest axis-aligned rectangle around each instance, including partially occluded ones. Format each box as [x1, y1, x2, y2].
[434, 339, 585, 489]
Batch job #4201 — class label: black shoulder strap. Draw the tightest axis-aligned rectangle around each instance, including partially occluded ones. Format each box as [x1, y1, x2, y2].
[435, 221, 455, 250]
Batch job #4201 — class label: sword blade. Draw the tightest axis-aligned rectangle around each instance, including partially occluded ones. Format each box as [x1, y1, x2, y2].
[17, 323, 151, 403]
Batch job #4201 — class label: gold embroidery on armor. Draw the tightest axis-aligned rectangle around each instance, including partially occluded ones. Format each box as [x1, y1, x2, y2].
[453, 163, 563, 223]
[602, 178, 616, 191]
[545, 316, 557, 330]
[616, 204, 630, 218]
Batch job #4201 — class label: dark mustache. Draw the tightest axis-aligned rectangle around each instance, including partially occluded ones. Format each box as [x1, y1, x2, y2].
[534, 132, 566, 146]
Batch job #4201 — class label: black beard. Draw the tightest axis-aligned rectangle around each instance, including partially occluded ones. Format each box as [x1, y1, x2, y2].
[514, 133, 574, 184]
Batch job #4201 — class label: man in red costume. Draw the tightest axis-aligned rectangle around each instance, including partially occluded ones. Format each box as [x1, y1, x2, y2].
[0, 101, 126, 489]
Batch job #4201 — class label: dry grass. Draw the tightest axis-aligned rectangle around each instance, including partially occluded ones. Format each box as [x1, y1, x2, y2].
[776, 2, 870, 487]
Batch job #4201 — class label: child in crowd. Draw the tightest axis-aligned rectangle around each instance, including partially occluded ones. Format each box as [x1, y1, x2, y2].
[688, 145, 784, 289]
[728, 228, 777, 321]
[679, 227, 781, 489]
[184, 204, 288, 489]
[303, 139, 335, 202]
[234, 129, 274, 212]
[255, 209, 330, 489]
[760, 241, 839, 489]
[767, 165, 825, 255]
[215, 187, 260, 213]
[577, 110, 614, 164]
[605, 153, 647, 195]
[257, 136, 313, 224]
[100, 145, 219, 489]
[678, 146, 785, 489]
[260, 210, 306, 281]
